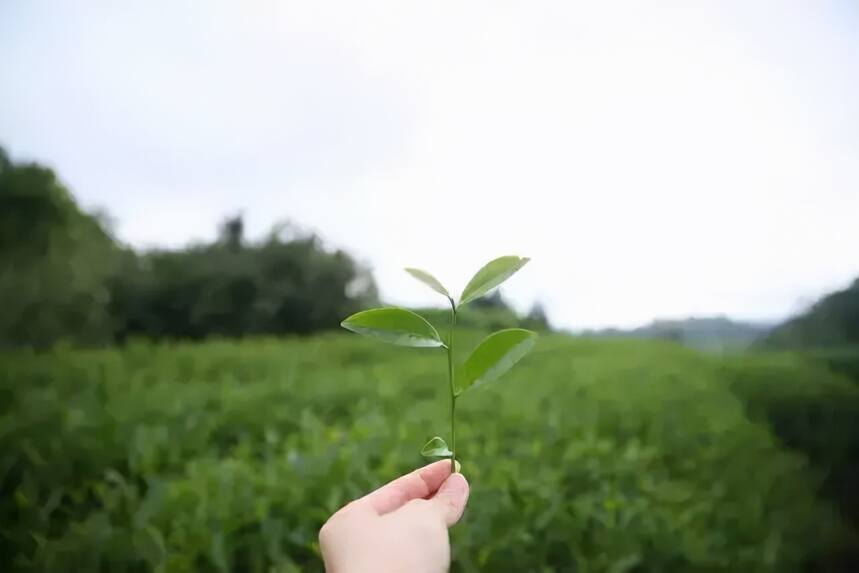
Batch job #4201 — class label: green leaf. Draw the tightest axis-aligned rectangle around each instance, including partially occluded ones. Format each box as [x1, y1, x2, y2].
[459, 256, 530, 306]
[341, 307, 444, 347]
[458, 328, 537, 394]
[133, 525, 166, 567]
[404, 267, 450, 298]
[421, 436, 453, 458]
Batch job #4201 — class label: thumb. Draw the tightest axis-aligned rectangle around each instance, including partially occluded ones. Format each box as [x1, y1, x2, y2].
[428, 472, 470, 526]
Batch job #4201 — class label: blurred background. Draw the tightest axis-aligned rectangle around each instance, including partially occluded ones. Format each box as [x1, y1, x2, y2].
[1, 1, 858, 571]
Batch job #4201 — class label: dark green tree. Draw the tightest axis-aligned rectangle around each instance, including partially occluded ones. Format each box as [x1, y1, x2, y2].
[0, 146, 118, 348]
[110, 216, 378, 341]
[523, 301, 551, 331]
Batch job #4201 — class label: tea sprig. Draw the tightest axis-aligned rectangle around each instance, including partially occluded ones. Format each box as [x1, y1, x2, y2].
[341, 256, 536, 471]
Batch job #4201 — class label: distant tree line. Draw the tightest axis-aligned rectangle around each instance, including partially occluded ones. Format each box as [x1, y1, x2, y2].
[0, 147, 377, 349]
[1, 147, 551, 350]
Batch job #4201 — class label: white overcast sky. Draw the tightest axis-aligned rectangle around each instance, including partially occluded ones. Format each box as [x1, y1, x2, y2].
[2, 1, 858, 329]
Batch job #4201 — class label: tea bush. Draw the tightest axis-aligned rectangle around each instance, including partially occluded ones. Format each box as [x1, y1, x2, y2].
[0, 334, 847, 572]
[717, 352, 859, 531]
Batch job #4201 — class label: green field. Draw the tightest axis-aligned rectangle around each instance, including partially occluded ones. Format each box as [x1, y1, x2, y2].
[2, 332, 858, 572]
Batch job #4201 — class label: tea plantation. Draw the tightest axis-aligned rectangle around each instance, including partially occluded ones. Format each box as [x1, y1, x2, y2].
[2, 333, 857, 572]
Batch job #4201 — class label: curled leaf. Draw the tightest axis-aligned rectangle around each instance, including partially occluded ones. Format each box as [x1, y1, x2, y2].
[421, 436, 453, 458]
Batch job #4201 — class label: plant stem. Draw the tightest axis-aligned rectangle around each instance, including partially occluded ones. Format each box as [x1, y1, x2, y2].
[447, 297, 457, 473]
[450, 393, 456, 472]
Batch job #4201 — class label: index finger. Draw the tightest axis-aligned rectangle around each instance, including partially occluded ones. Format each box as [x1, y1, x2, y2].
[361, 460, 454, 515]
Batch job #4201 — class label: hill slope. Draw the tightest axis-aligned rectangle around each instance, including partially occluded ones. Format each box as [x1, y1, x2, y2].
[764, 278, 859, 348]
[583, 316, 770, 351]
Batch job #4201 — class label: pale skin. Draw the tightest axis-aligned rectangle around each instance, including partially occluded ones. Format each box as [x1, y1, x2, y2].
[319, 460, 470, 573]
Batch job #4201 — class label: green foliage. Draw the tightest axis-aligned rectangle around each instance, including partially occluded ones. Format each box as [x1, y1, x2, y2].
[421, 437, 453, 458]
[523, 301, 551, 331]
[0, 335, 844, 571]
[459, 256, 530, 306]
[0, 149, 378, 349]
[459, 328, 537, 395]
[763, 277, 859, 348]
[404, 268, 451, 299]
[343, 257, 535, 467]
[0, 148, 119, 348]
[111, 226, 377, 342]
[717, 351, 859, 527]
[804, 346, 859, 384]
[340, 308, 444, 347]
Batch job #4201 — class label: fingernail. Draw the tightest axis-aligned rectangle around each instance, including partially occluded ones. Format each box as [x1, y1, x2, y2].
[454, 460, 462, 474]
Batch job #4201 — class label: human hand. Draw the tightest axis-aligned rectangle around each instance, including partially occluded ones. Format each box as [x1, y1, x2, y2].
[319, 460, 470, 573]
